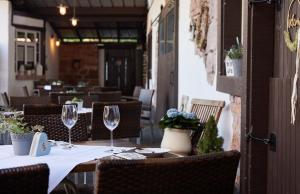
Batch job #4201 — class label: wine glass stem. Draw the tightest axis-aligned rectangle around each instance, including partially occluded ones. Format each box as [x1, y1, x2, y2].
[68, 128, 72, 146]
[110, 130, 114, 149]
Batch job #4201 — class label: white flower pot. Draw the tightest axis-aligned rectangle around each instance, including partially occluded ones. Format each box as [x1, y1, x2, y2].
[161, 128, 192, 155]
[225, 57, 242, 77]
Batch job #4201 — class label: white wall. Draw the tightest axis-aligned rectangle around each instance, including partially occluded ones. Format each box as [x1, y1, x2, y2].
[0, 0, 10, 104]
[0, 1, 59, 99]
[178, 0, 232, 150]
[45, 22, 59, 80]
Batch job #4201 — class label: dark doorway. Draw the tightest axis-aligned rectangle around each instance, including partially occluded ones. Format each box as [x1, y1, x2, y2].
[104, 45, 142, 95]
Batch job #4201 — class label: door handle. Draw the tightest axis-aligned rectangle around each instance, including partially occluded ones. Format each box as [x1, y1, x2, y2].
[170, 72, 174, 85]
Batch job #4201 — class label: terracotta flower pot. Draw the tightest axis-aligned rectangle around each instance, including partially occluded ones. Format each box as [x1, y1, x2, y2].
[161, 128, 192, 155]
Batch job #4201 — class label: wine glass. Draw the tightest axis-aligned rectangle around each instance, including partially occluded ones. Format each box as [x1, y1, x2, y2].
[103, 105, 120, 152]
[61, 104, 78, 149]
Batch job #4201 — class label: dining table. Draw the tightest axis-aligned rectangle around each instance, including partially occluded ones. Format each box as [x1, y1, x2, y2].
[0, 139, 182, 193]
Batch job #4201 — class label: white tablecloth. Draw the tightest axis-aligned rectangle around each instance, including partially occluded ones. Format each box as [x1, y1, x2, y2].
[77, 108, 92, 114]
[0, 145, 132, 193]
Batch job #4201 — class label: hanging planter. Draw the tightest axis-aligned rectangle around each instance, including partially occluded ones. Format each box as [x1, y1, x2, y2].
[225, 57, 242, 77]
[225, 37, 243, 77]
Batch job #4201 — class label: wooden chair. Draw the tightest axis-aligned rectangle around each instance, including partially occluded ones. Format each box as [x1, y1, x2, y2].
[1, 92, 9, 107]
[94, 150, 240, 194]
[0, 164, 49, 194]
[10, 96, 52, 111]
[91, 101, 142, 140]
[179, 95, 189, 111]
[88, 91, 121, 102]
[23, 104, 89, 142]
[189, 98, 225, 152]
[22, 86, 30, 97]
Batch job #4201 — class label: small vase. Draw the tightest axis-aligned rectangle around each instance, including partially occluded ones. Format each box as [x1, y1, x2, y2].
[10, 132, 33, 156]
[161, 128, 192, 155]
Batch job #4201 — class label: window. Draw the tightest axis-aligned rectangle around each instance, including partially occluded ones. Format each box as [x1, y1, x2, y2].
[166, 9, 175, 53]
[159, 20, 165, 55]
[15, 29, 41, 73]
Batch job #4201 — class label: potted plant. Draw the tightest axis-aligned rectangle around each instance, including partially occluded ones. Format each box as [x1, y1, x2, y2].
[197, 116, 224, 154]
[0, 113, 33, 155]
[71, 97, 83, 110]
[159, 108, 200, 154]
[225, 37, 243, 77]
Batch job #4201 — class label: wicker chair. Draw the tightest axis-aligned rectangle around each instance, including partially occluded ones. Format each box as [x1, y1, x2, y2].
[91, 101, 142, 140]
[88, 91, 121, 102]
[139, 89, 155, 140]
[94, 150, 240, 194]
[22, 86, 30, 97]
[1, 92, 9, 107]
[92, 86, 119, 92]
[0, 164, 49, 194]
[189, 98, 225, 153]
[49, 92, 85, 104]
[10, 96, 52, 111]
[23, 104, 89, 142]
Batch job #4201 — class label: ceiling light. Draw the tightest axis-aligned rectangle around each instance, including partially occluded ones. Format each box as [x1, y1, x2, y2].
[56, 40, 61, 47]
[71, 17, 78, 27]
[71, 0, 78, 27]
[58, 4, 67, 15]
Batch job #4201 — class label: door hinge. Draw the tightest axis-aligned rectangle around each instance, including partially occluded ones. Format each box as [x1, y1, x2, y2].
[249, 0, 282, 11]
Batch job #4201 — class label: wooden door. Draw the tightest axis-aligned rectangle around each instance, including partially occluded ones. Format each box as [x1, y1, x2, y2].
[156, 0, 178, 121]
[267, 0, 300, 193]
[104, 46, 139, 95]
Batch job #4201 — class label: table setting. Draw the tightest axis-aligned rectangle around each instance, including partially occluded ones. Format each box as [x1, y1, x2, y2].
[0, 104, 177, 193]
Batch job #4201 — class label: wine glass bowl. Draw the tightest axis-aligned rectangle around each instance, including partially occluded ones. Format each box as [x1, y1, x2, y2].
[61, 104, 78, 149]
[103, 105, 120, 152]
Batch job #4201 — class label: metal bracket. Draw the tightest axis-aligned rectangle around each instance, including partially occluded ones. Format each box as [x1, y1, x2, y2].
[249, 0, 282, 11]
[246, 128, 277, 152]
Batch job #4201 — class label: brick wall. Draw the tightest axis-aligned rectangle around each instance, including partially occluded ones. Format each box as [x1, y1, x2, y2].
[59, 44, 99, 85]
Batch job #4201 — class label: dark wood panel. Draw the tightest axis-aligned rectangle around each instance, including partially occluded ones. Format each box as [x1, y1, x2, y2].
[267, 78, 300, 194]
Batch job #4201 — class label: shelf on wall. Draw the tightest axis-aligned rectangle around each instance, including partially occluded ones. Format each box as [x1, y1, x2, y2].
[16, 74, 45, 81]
[216, 76, 242, 96]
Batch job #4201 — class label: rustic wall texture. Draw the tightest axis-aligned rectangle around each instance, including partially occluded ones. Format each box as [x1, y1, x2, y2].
[230, 95, 241, 191]
[189, 0, 218, 85]
[59, 44, 98, 85]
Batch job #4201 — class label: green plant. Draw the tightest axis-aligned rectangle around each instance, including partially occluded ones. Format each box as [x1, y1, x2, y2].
[225, 37, 243, 59]
[0, 113, 31, 134]
[71, 97, 83, 102]
[197, 116, 224, 154]
[159, 109, 200, 130]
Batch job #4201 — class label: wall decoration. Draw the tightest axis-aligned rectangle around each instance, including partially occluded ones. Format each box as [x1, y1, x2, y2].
[284, 0, 300, 124]
[284, 0, 300, 52]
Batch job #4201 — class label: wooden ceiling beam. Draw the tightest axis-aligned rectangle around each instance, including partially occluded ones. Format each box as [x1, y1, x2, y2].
[45, 16, 146, 23]
[29, 7, 147, 16]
